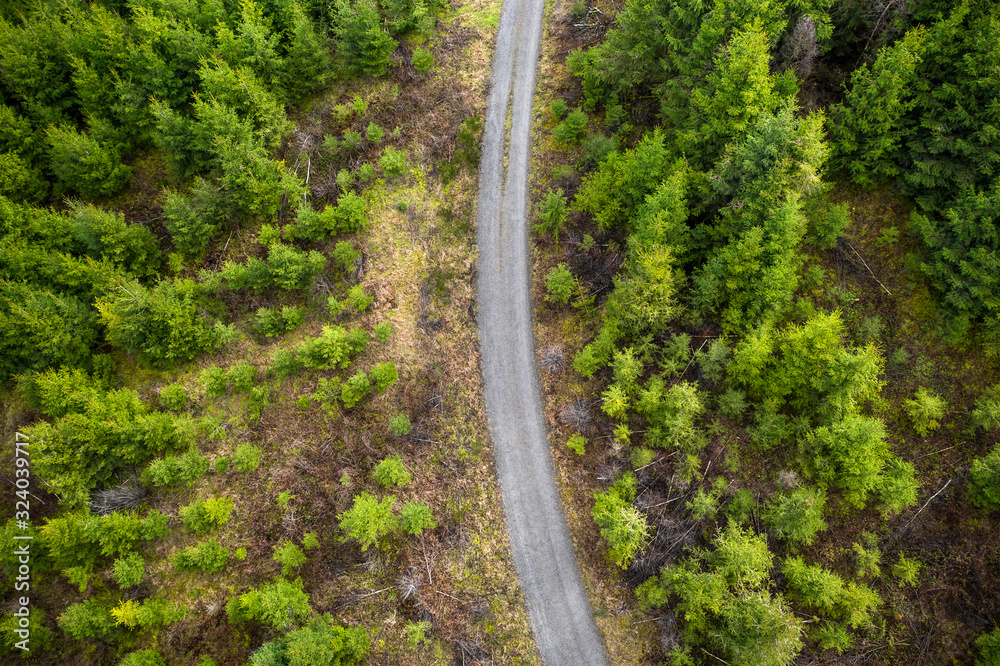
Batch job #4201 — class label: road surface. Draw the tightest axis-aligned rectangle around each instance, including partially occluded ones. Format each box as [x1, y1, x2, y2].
[474, 0, 610, 662]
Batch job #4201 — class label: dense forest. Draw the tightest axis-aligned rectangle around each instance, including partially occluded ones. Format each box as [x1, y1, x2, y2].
[2, 0, 1000, 663]
[531, 0, 1000, 663]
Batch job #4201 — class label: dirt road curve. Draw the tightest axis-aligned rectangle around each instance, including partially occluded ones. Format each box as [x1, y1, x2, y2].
[475, 0, 610, 663]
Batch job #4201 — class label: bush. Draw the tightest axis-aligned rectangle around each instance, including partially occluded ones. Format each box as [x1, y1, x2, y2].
[163, 182, 223, 254]
[550, 99, 568, 119]
[389, 413, 412, 436]
[970, 444, 1000, 511]
[380, 147, 407, 177]
[583, 133, 617, 164]
[369, 362, 398, 392]
[273, 541, 307, 576]
[142, 449, 209, 487]
[762, 486, 827, 546]
[159, 384, 188, 411]
[592, 473, 648, 568]
[227, 362, 256, 392]
[972, 385, 1000, 431]
[58, 600, 115, 640]
[892, 554, 921, 587]
[374, 322, 393, 342]
[399, 501, 436, 535]
[366, 123, 384, 143]
[341, 372, 372, 408]
[334, 241, 362, 273]
[252, 614, 369, 666]
[552, 109, 588, 144]
[47, 124, 131, 198]
[302, 533, 320, 550]
[412, 47, 434, 71]
[975, 627, 1000, 666]
[338, 492, 397, 551]
[118, 650, 166, 666]
[372, 456, 411, 487]
[534, 188, 568, 239]
[546, 264, 576, 304]
[174, 538, 230, 572]
[255, 307, 304, 337]
[347, 285, 373, 312]
[227, 578, 311, 630]
[203, 366, 228, 397]
[904, 387, 947, 436]
[113, 553, 144, 588]
[813, 204, 849, 250]
[567, 433, 586, 455]
[180, 497, 234, 534]
[233, 444, 263, 473]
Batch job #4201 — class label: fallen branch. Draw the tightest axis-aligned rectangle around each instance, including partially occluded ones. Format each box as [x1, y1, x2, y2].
[899, 479, 952, 533]
[845, 241, 892, 296]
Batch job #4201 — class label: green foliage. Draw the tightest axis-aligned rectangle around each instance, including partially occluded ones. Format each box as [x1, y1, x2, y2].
[380, 146, 407, 177]
[852, 537, 882, 579]
[389, 413, 412, 436]
[630, 447, 655, 469]
[46, 123, 131, 198]
[340, 371, 372, 408]
[297, 325, 367, 369]
[228, 362, 257, 392]
[534, 188, 568, 239]
[412, 48, 434, 71]
[180, 497, 234, 534]
[233, 443, 263, 472]
[174, 538, 230, 572]
[163, 180, 224, 254]
[302, 533, 320, 550]
[762, 486, 827, 546]
[805, 414, 890, 508]
[904, 387, 947, 436]
[545, 263, 576, 304]
[972, 385, 1000, 431]
[374, 322, 393, 342]
[227, 577, 311, 630]
[366, 122, 384, 143]
[567, 433, 587, 455]
[338, 492, 397, 551]
[97, 278, 218, 364]
[592, 473, 649, 568]
[975, 627, 1000, 666]
[550, 99, 568, 119]
[552, 109, 588, 144]
[782, 556, 845, 615]
[368, 361, 399, 393]
[159, 384, 188, 411]
[970, 444, 1000, 511]
[333, 241, 362, 273]
[372, 456, 411, 488]
[637, 379, 705, 454]
[252, 614, 370, 666]
[255, 306, 304, 337]
[334, 0, 396, 77]
[273, 541, 307, 576]
[405, 620, 432, 648]
[726, 489, 756, 525]
[142, 449, 210, 487]
[892, 554, 922, 587]
[279, 4, 333, 100]
[113, 553, 144, 588]
[0, 607, 51, 655]
[813, 204, 849, 250]
[398, 501, 437, 535]
[117, 650, 166, 666]
[203, 366, 228, 397]
[58, 600, 115, 640]
[812, 622, 853, 654]
[659, 524, 804, 666]
[347, 285, 373, 312]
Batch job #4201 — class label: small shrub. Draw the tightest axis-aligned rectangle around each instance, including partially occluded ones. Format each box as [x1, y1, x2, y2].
[412, 48, 434, 71]
[972, 385, 1000, 431]
[366, 123, 384, 143]
[215, 457, 229, 474]
[550, 99, 568, 119]
[552, 109, 588, 144]
[341, 372, 372, 408]
[142, 449, 209, 487]
[389, 413, 412, 436]
[226, 578, 311, 630]
[762, 486, 827, 546]
[233, 444, 263, 473]
[630, 447, 655, 469]
[271, 349, 304, 378]
[892, 554, 921, 587]
[372, 456, 411, 488]
[374, 322, 393, 342]
[852, 538, 882, 578]
[174, 538, 229, 572]
[904, 387, 947, 436]
[160, 385, 188, 411]
[272, 541, 307, 576]
[405, 620, 432, 648]
[813, 204, 849, 249]
[726, 488, 756, 524]
[347, 285, 373, 312]
[113, 553, 144, 588]
[358, 162, 375, 181]
[975, 627, 1000, 666]
[567, 433, 586, 455]
[203, 366, 228, 397]
[546, 264, 576, 304]
[370, 361, 398, 392]
[334, 241, 362, 273]
[398, 501, 436, 535]
[118, 649, 166, 666]
[813, 622, 853, 654]
[227, 362, 256, 392]
[535, 189, 568, 239]
[336, 168, 354, 191]
[380, 147, 407, 177]
[58, 600, 115, 640]
[583, 133, 616, 164]
[338, 492, 397, 551]
[341, 130, 362, 152]
[687, 487, 720, 521]
[180, 497, 234, 533]
[302, 533, 320, 550]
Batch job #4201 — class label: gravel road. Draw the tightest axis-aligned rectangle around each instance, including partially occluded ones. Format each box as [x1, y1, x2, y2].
[475, 0, 610, 663]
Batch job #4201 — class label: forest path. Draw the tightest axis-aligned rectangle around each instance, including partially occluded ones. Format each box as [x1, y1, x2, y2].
[474, 0, 610, 662]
